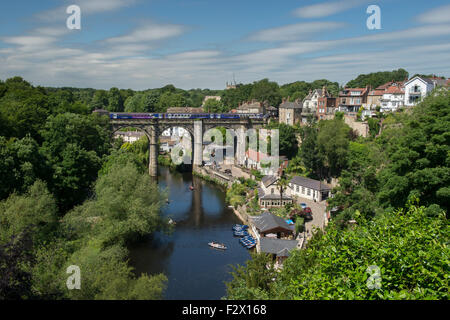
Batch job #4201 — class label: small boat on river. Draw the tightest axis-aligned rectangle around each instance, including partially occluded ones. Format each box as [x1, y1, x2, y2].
[208, 241, 227, 250]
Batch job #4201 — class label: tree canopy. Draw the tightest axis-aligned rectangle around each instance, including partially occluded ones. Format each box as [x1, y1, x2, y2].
[345, 68, 409, 88]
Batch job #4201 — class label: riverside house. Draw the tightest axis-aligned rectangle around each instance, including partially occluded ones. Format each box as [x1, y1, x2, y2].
[288, 176, 332, 202]
[250, 211, 295, 239]
[258, 175, 293, 208]
[258, 237, 299, 269]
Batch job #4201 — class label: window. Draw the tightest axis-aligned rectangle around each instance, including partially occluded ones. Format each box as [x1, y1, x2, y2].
[307, 189, 311, 196]
[302, 187, 305, 194]
[296, 185, 299, 192]
[271, 188, 274, 194]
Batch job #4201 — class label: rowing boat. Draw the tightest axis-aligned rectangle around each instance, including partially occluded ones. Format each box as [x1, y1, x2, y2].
[208, 242, 227, 250]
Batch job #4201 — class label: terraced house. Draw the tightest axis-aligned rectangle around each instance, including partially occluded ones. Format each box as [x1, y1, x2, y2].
[338, 86, 369, 113]
[278, 99, 302, 125]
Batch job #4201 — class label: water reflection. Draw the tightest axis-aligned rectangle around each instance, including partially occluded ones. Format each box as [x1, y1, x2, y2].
[129, 167, 251, 300]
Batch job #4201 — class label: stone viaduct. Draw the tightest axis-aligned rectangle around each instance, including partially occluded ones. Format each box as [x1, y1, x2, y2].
[107, 116, 266, 176]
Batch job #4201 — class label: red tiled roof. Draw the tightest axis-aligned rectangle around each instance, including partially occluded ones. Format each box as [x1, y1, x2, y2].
[376, 81, 405, 91]
[384, 86, 404, 94]
[369, 90, 385, 96]
[339, 87, 368, 97]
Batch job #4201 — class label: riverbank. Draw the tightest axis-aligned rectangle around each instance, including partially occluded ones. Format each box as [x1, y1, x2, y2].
[192, 167, 229, 188]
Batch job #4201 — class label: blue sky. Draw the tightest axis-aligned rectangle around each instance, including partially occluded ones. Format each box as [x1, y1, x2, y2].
[1, 0, 449, 89]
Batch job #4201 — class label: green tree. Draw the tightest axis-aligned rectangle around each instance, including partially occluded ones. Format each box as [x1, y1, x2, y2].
[346, 68, 409, 88]
[203, 99, 226, 113]
[226, 252, 277, 300]
[300, 122, 322, 178]
[108, 87, 124, 112]
[317, 118, 352, 177]
[250, 79, 282, 106]
[124, 93, 146, 112]
[40, 113, 111, 210]
[0, 180, 57, 245]
[91, 90, 109, 110]
[0, 136, 50, 200]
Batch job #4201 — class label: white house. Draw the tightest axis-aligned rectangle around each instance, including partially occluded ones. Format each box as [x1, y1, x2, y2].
[288, 176, 332, 202]
[258, 175, 292, 208]
[404, 76, 435, 106]
[114, 131, 145, 143]
[161, 127, 189, 138]
[159, 137, 177, 153]
[380, 85, 404, 112]
[302, 88, 325, 113]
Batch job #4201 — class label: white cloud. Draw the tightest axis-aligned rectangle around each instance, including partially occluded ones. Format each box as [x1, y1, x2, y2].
[293, 0, 371, 18]
[248, 22, 346, 42]
[1, 36, 56, 47]
[105, 23, 187, 43]
[417, 4, 450, 24]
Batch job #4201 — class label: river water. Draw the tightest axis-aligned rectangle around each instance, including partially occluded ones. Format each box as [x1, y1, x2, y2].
[129, 166, 251, 300]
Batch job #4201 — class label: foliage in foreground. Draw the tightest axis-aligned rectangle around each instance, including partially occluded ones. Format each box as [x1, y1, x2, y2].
[226, 199, 449, 300]
[0, 158, 168, 300]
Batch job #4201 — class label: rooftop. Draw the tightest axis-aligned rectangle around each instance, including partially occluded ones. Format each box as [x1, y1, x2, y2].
[251, 211, 294, 233]
[279, 100, 302, 109]
[259, 237, 299, 257]
[290, 176, 331, 191]
[261, 175, 278, 188]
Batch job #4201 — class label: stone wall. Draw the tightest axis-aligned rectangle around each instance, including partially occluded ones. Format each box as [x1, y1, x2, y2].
[344, 115, 369, 137]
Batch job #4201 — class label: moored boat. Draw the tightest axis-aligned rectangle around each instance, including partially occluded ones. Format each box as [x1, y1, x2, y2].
[208, 241, 227, 250]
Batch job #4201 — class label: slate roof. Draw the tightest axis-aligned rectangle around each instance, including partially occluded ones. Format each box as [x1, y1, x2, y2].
[251, 212, 294, 233]
[404, 76, 434, 86]
[259, 237, 298, 257]
[290, 176, 331, 191]
[259, 192, 292, 200]
[279, 101, 303, 109]
[261, 175, 278, 188]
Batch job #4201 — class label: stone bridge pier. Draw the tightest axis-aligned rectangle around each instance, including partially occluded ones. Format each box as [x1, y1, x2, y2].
[147, 125, 159, 177]
[193, 120, 203, 169]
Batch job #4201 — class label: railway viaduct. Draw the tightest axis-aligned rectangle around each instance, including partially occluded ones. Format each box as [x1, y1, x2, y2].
[95, 112, 267, 176]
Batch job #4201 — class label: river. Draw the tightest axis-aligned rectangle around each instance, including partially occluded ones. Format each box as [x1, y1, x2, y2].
[129, 166, 251, 300]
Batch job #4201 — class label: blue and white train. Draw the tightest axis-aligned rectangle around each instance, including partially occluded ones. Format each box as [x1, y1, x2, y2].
[108, 112, 268, 120]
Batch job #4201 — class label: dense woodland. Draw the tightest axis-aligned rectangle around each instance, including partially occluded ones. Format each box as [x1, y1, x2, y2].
[0, 73, 448, 300]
